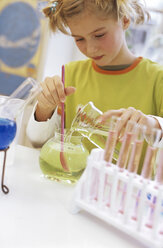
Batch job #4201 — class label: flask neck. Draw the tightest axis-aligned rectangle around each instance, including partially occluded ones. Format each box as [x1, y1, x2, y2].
[55, 130, 83, 145]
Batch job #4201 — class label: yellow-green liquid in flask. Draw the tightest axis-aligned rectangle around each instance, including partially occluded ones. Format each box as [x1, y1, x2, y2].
[39, 139, 89, 184]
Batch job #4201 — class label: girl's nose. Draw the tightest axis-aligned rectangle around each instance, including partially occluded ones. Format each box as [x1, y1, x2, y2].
[86, 41, 98, 56]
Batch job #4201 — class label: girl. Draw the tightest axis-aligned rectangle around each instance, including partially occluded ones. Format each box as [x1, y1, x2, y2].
[26, 0, 163, 149]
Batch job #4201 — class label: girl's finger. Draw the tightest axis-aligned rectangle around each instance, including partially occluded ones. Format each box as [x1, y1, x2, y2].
[137, 115, 147, 126]
[37, 91, 56, 109]
[40, 81, 56, 106]
[47, 77, 63, 105]
[99, 108, 125, 122]
[54, 76, 66, 103]
[129, 109, 142, 123]
[44, 76, 60, 104]
[117, 107, 135, 136]
[65, 86, 76, 96]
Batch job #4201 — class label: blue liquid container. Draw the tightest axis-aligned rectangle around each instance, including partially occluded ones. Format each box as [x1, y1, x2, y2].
[0, 118, 17, 150]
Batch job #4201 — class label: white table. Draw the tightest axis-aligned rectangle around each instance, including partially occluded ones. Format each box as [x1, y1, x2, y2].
[0, 145, 147, 248]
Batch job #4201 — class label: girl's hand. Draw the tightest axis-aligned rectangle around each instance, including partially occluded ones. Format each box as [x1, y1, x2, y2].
[100, 107, 162, 138]
[35, 76, 76, 121]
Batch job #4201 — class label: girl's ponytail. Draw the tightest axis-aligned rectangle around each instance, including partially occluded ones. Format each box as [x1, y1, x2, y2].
[42, 0, 67, 33]
[116, 0, 150, 24]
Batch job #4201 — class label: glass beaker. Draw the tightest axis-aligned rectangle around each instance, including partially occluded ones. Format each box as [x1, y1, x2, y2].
[39, 129, 89, 184]
[0, 77, 41, 118]
[70, 101, 111, 149]
[70, 102, 121, 163]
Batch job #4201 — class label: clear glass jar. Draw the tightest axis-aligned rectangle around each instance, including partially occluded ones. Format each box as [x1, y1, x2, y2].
[39, 129, 89, 184]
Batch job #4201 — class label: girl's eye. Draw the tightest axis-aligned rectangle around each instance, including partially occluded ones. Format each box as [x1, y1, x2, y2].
[95, 33, 105, 38]
[75, 38, 84, 42]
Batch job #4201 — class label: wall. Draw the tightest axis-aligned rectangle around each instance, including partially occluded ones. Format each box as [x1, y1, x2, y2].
[42, 31, 86, 80]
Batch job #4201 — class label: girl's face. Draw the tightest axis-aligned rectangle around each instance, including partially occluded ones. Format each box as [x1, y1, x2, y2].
[67, 11, 129, 66]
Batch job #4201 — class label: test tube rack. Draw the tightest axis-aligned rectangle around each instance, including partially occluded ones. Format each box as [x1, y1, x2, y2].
[71, 148, 163, 248]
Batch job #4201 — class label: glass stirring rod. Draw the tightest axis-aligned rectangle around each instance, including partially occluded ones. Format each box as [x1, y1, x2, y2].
[59, 65, 69, 172]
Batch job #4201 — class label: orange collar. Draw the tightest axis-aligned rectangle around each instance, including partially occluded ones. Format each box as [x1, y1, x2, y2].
[92, 57, 143, 75]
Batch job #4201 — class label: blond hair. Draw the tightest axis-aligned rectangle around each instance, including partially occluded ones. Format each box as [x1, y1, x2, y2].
[43, 0, 150, 34]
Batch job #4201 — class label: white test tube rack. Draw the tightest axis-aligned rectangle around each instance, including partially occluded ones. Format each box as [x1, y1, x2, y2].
[71, 148, 163, 248]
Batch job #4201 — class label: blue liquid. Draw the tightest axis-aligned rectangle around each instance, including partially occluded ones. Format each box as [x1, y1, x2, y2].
[0, 118, 17, 149]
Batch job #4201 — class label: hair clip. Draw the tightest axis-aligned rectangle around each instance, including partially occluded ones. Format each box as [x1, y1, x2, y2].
[50, 1, 58, 14]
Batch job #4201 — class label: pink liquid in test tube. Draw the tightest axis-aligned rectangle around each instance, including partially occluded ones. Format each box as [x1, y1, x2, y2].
[116, 122, 137, 213]
[103, 117, 119, 207]
[117, 132, 133, 169]
[127, 124, 145, 173]
[131, 145, 157, 221]
[141, 146, 157, 180]
[131, 189, 141, 221]
[104, 130, 117, 164]
[145, 196, 157, 228]
[118, 125, 144, 214]
[127, 139, 143, 173]
[104, 116, 119, 164]
[120, 125, 144, 217]
[155, 148, 163, 185]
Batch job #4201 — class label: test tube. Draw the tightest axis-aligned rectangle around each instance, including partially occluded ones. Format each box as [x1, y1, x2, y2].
[118, 122, 144, 215]
[116, 121, 136, 214]
[141, 128, 161, 179]
[141, 146, 157, 180]
[116, 121, 136, 170]
[145, 147, 163, 231]
[155, 148, 163, 186]
[104, 116, 120, 164]
[131, 128, 161, 222]
[127, 124, 145, 173]
[122, 124, 145, 217]
[102, 117, 119, 207]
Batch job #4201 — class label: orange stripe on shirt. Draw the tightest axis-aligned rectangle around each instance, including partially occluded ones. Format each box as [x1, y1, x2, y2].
[92, 57, 143, 75]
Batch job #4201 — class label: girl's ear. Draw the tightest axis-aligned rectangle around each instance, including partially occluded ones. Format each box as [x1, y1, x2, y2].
[122, 16, 130, 30]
